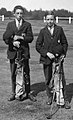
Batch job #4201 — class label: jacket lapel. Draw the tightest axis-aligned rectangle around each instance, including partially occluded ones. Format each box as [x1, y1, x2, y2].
[44, 24, 60, 45]
[45, 26, 51, 38]
[12, 19, 27, 35]
[13, 19, 25, 31]
[53, 24, 59, 38]
[18, 19, 27, 32]
[13, 20, 18, 31]
[45, 24, 59, 38]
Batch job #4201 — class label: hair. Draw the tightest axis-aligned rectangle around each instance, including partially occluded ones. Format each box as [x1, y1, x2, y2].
[13, 5, 24, 13]
[45, 11, 56, 20]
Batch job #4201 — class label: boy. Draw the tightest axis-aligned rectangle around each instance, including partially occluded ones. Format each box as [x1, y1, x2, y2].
[36, 11, 71, 109]
[3, 5, 36, 102]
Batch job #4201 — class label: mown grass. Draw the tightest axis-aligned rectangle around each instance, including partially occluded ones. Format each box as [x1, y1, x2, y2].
[0, 19, 73, 120]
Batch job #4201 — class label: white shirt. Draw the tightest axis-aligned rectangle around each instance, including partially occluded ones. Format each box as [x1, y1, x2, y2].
[15, 19, 22, 29]
[48, 25, 54, 35]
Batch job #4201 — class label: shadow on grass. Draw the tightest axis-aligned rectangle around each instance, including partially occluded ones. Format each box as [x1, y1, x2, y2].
[66, 82, 73, 103]
[30, 79, 73, 104]
[31, 81, 73, 103]
[31, 82, 46, 96]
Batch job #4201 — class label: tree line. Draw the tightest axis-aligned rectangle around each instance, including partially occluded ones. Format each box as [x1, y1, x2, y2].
[0, 7, 73, 19]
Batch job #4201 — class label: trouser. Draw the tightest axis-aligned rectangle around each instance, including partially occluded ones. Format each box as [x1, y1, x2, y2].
[10, 58, 30, 95]
[43, 62, 68, 101]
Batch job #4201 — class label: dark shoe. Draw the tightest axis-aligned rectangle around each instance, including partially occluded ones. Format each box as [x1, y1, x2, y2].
[46, 113, 52, 119]
[28, 94, 37, 102]
[8, 94, 15, 101]
[64, 101, 71, 109]
[19, 92, 28, 101]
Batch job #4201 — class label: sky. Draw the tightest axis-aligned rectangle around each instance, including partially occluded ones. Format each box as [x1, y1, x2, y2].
[0, 0, 73, 12]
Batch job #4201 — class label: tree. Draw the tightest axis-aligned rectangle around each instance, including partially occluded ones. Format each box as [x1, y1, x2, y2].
[5, 11, 13, 17]
[0, 8, 7, 15]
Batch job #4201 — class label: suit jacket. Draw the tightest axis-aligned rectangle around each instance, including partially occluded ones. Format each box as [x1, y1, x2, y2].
[36, 24, 68, 65]
[3, 19, 33, 59]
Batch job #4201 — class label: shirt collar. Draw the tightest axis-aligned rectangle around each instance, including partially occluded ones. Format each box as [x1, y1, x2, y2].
[48, 24, 54, 30]
[47, 25, 54, 35]
[15, 19, 22, 28]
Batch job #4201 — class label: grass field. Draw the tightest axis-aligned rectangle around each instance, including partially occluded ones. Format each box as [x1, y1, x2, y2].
[0, 19, 73, 120]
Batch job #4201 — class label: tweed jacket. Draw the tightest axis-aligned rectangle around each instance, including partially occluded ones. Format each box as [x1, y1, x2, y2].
[36, 24, 68, 65]
[3, 19, 33, 59]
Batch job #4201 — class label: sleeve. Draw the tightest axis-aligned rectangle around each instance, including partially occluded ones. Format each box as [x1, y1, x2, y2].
[36, 30, 48, 57]
[23, 24, 33, 43]
[60, 27, 68, 56]
[3, 22, 14, 45]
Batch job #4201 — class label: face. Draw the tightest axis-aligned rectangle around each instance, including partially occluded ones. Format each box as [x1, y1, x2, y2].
[46, 15, 55, 27]
[14, 9, 23, 21]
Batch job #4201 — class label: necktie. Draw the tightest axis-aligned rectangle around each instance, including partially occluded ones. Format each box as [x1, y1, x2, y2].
[18, 22, 20, 30]
[48, 27, 54, 35]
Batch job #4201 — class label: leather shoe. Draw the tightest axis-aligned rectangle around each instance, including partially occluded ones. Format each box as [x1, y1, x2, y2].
[19, 92, 28, 101]
[19, 92, 37, 102]
[8, 94, 15, 101]
[28, 94, 37, 102]
[64, 101, 71, 109]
